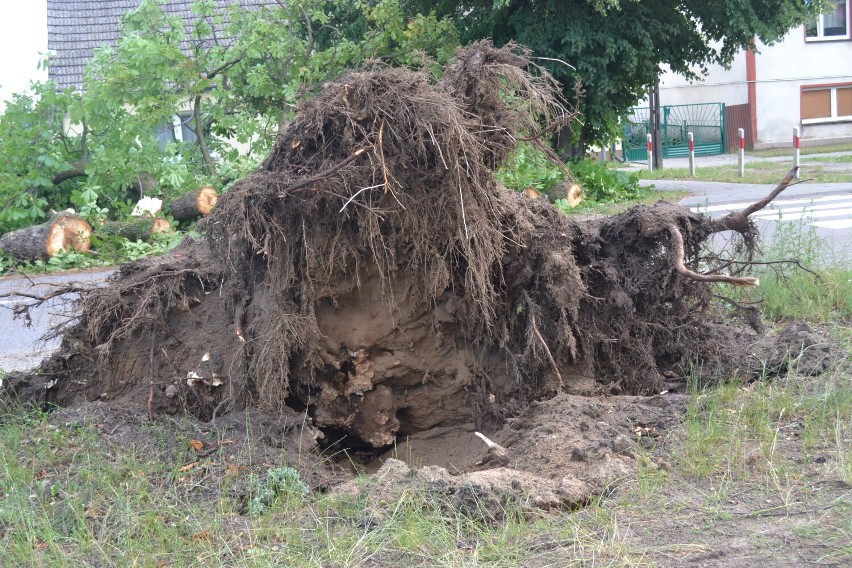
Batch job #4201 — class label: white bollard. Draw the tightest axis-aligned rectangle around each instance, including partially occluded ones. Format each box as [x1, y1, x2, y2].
[738, 128, 745, 177]
[688, 131, 695, 177]
[793, 127, 801, 179]
[647, 133, 653, 172]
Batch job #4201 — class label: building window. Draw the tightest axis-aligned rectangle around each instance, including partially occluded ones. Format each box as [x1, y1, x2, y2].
[801, 84, 852, 123]
[806, 1, 849, 40]
[154, 113, 199, 149]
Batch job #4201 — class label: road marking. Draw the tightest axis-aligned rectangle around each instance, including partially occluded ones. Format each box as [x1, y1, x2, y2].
[693, 194, 851, 213]
[813, 219, 852, 229]
[692, 195, 852, 230]
[751, 204, 852, 220]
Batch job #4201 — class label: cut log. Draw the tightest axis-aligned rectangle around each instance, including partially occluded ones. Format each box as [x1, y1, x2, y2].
[169, 186, 218, 221]
[548, 180, 583, 207]
[0, 213, 92, 260]
[99, 218, 173, 242]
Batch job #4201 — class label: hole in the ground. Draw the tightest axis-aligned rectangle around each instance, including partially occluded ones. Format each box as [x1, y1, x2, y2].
[318, 426, 393, 466]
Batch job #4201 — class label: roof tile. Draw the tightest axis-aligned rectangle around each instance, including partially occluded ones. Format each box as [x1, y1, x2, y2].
[47, 0, 268, 89]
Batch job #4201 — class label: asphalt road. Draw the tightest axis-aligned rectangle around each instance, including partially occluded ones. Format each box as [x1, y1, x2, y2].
[0, 269, 113, 372]
[649, 179, 852, 260]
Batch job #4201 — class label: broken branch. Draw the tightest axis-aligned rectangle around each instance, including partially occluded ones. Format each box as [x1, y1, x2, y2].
[667, 224, 759, 287]
[710, 166, 798, 234]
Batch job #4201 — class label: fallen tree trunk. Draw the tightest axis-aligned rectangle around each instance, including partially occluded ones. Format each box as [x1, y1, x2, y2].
[169, 186, 217, 221]
[99, 218, 173, 242]
[548, 180, 583, 207]
[0, 213, 92, 260]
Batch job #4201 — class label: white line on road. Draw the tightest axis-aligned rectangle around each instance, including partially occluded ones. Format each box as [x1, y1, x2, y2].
[750, 205, 852, 221]
[813, 219, 852, 229]
[692, 194, 852, 213]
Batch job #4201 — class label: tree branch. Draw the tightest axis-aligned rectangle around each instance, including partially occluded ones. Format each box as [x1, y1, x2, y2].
[710, 166, 799, 234]
[205, 52, 247, 80]
[667, 224, 759, 287]
[193, 95, 217, 177]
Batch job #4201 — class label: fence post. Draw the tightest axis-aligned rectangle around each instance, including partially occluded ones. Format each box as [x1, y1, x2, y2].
[647, 133, 653, 172]
[793, 127, 801, 179]
[688, 131, 695, 177]
[738, 128, 745, 177]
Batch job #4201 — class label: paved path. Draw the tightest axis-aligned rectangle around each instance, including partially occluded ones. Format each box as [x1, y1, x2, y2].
[0, 269, 114, 372]
[643, 178, 852, 259]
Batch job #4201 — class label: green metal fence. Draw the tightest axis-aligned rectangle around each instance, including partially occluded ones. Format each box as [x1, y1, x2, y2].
[622, 103, 727, 161]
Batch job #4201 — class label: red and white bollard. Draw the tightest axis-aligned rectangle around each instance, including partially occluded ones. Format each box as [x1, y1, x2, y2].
[688, 131, 695, 176]
[647, 133, 653, 172]
[793, 127, 801, 179]
[738, 128, 745, 177]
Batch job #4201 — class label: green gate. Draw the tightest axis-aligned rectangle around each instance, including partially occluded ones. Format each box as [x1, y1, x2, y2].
[622, 103, 726, 161]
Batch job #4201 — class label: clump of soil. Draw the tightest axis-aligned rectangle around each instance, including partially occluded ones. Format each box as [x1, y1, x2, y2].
[4, 41, 837, 507]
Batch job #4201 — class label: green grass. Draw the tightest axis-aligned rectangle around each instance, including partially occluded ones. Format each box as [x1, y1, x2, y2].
[676, 363, 852, 482]
[636, 161, 852, 184]
[0, 402, 642, 567]
[727, 217, 852, 322]
[755, 266, 852, 322]
[750, 142, 852, 158]
[808, 154, 852, 163]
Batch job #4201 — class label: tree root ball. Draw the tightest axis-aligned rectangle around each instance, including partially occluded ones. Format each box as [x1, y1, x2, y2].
[31, 42, 781, 450]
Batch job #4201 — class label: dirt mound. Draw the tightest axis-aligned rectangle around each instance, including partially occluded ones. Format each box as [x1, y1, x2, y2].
[9, 41, 817, 466]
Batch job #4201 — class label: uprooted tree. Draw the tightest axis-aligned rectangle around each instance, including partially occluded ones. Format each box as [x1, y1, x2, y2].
[20, 42, 797, 448]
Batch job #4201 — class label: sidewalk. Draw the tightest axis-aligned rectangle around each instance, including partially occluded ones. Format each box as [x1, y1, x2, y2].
[643, 179, 852, 208]
[618, 148, 852, 206]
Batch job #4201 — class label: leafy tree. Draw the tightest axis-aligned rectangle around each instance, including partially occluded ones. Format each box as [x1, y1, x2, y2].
[0, 0, 458, 234]
[420, 0, 825, 152]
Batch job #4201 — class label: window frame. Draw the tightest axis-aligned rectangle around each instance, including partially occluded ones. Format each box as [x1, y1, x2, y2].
[805, 1, 850, 41]
[801, 82, 852, 124]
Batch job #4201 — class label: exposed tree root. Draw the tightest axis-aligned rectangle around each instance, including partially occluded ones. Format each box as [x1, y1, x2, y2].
[7, 42, 805, 449]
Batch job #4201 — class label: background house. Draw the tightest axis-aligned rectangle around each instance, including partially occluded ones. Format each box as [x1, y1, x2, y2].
[621, 3, 851, 160]
[47, 0, 268, 150]
[47, 0, 265, 91]
[651, 2, 852, 151]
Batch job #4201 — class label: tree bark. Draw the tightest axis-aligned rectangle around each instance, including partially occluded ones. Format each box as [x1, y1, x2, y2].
[193, 96, 217, 177]
[0, 213, 92, 260]
[169, 186, 218, 221]
[52, 159, 90, 185]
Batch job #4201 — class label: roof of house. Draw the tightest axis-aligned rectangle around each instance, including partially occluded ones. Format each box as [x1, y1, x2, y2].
[46, 0, 267, 90]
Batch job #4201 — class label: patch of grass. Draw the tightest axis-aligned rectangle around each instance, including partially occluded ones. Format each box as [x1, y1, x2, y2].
[677, 359, 852, 488]
[808, 154, 852, 163]
[755, 266, 852, 322]
[751, 142, 852, 158]
[732, 218, 852, 322]
[636, 161, 852, 184]
[0, 401, 647, 567]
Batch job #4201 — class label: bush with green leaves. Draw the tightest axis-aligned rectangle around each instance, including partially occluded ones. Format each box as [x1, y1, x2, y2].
[494, 143, 565, 193]
[568, 159, 640, 203]
[0, 0, 459, 236]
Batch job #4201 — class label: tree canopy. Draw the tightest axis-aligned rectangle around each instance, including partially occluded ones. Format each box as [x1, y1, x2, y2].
[0, 0, 458, 235]
[421, 0, 825, 149]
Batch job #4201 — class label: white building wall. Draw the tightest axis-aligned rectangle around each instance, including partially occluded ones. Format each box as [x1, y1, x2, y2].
[658, 52, 748, 107]
[753, 33, 852, 146]
[655, 27, 852, 147]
